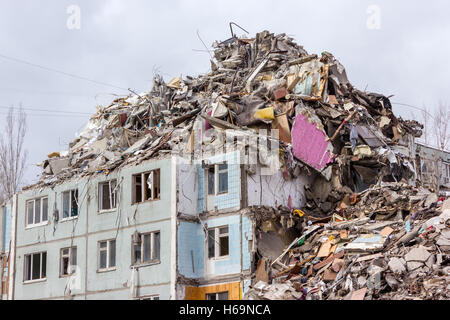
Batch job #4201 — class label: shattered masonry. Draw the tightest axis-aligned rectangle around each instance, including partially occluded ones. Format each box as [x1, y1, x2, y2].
[4, 29, 449, 300]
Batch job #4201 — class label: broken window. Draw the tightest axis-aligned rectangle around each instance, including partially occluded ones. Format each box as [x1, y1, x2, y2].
[205, 162, 228, 196]
[60, 247, 77, 276]
[132, 169, 160, 204]
[132, 231, 160, 265]
[206, 291, 228, 300]
[98, 180, 117, 211]
[24, 252, 46, 281]
[26, 197, 48, 227]
[98, 239, 116, 271]
[207, 226, 229, 259]
[62, 189, 78, 219]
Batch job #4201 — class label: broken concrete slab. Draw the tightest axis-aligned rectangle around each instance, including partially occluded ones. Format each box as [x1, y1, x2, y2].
[405, 247, 431, 262]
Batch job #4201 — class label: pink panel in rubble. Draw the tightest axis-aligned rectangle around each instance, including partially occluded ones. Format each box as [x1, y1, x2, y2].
[292, 113, 335, 170]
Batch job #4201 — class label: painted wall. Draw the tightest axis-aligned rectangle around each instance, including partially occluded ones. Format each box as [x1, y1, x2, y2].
[13, 157, 174, 300]
[247, 165, 312, 209]
[185, 281, 240, 300]
[177, 162, 198, 216]
[415, 143, 450, 188]
[1, 202, 12, 253]
[177, 214, 252, 280]
[197, 151, 241, 214]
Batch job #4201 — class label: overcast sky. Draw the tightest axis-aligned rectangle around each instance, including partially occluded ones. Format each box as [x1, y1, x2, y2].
[0, 0, 449, 186]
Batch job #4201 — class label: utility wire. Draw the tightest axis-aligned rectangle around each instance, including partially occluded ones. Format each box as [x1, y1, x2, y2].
[0, 87, 97, 97]
[0, 104, 92, 115]
[0, 53, 129, 92]
[391, 102, 435, 120]
[0, 112, 88, 118]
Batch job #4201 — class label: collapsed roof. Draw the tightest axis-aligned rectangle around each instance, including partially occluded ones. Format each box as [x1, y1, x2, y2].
[25, 29, 423, 193]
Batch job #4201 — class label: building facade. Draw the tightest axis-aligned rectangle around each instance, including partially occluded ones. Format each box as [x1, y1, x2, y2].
[10, 157, 176, 300]
[415, 142, 450, 195]
[176, 150, 311, 300]
[8, 147, 311, 300]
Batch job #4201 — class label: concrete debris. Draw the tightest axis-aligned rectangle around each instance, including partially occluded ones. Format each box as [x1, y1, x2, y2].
[26, 29, 422, 196]
[20, 28, 447, 300]
[245, 182, 449, 300]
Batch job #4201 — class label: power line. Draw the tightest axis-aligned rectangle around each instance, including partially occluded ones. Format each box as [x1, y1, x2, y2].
[391, 102, 435, 119]
[0, 53, 129, 92]
[0, 87, 97, 97]
[0, 104, 92, 115]
[0, 112, 88, 118]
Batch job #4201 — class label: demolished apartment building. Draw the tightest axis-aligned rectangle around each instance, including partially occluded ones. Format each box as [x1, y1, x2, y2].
[9, 29, 445, 300]
[415, 142, 450, 196]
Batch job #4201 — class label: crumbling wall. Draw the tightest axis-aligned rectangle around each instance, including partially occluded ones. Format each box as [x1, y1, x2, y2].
[197, 151, 241, 213]
[247, 166, 313, 209]
[177, 213, 252, 280]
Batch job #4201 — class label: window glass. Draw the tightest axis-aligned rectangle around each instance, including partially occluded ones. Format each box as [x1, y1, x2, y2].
[134, 174, 142, 203]
[25, 255, 31, 281]
[154, 232, 160, 260]
[42, 198, 48, 221]
[27, 201, 34, 225]
[71, 247, 77, 268]
[32, 253, 40, 280]
[63, 191, 70, 218]
[101, 183, 111, 210]
[219, 226, 228, 234]
[208, 167, 215, 195]
[219, 235, 229, 256]
[109, 240, 116, 267]
[35, 200, 41, 224]
[99, 249, 107, 269]
[41, 253, 46, 278]
[134, 243, 141, 264]
[208, 229, 215, 258]
[218, 164, 228, 193]
[218, 291, 229, 300]
[143, 234, 151, 262]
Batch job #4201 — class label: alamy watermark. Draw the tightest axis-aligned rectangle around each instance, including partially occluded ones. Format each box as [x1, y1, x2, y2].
[366, 5, 381, 30]
[173, 127, 281, 175]
[66, 5, 81, 30]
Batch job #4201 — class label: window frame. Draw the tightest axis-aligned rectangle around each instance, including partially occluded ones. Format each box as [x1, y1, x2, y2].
[23, 251, 47, 283]
[207, 226, 229, 260]
[131, 231, 161, 266]
[132, 169, 161, 204]
[205, 162, 228, 196]
[97, 239, 116, 272]
[206, 291, 229, 300]
[25, 197, 49, 228]
[61, 189, 79, 221]
[98, 180, 117, 213]
[59, 246, 77, 277]
[138, 295, 160, 300]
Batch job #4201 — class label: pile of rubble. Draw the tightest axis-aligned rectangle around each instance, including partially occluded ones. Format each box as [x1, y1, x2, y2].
[24, 27, 447, 299]
[27, 29, 422, 195]
[246, 193, 450, 300]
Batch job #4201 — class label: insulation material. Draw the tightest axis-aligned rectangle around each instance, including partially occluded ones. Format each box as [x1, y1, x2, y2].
[291, 113, 335, 171]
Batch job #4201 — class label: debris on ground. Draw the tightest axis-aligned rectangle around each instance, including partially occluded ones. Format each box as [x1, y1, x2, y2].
[23, 28, 448, 300]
